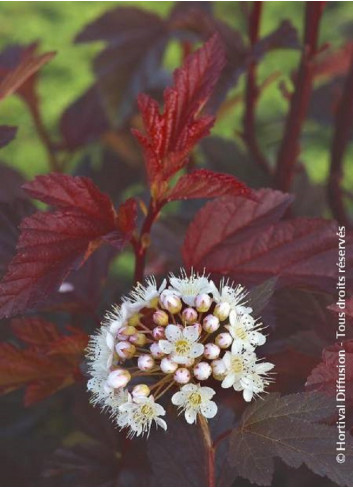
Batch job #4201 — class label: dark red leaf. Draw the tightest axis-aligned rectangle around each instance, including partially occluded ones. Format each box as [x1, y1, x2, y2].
[306, 341, 353, 402]
[165, 169, 253, 202]
[0, 125, 17, 148]
[11, 317, 60, 347]
[133, 34, 225, 187]
[183, 189, 353, 290]
[0, 174, 136, 318]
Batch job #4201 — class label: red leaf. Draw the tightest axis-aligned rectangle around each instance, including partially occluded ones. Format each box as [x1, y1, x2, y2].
[306, 341, 353, 402]
[183, 189, 353, 290]
[0, 318, 88, 405]
[0, 174, 136, 318]
[165, 169, 253, 202]
[133, 34, 225, 187]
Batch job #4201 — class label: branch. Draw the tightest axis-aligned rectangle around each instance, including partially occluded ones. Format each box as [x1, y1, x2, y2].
[327, 53, 353, 225]
[274, 2, 325, 192]
[198, 414, 215, 487]
[242, 1, 271, 175]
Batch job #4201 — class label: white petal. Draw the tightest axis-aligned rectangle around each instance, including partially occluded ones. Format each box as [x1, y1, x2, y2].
[171, 391, 186, 406]
[159, 340, 173, 354]
[191, 343, 204, 358]
[255, 362, 274, 374]
[221, 373, 236, 389]
[201, 400, 218, 419]
[182, 383, 197, 394]
[171, 354, 188, 364]
[252, 332, 266, 346]
[185, 408, 197, 424]
[243, 388, 253, 402]
[183, 325, 199, 342]
[156, 417, 167, 431]
[200, 386, 215, 400]
[165, 324, 182, 342]
[222, 352, 232, 369]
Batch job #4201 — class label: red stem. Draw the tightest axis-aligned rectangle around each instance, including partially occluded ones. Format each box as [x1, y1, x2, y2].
[327, 53, 353, 225]
[274, 2, 325, 191]
[243, 1, 271, 175]
[198, 414, 215, 487]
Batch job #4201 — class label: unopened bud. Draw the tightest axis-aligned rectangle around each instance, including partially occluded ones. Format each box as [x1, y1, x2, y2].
[193, 322, 202, 336]
[132, 384, 150, 398]
[120, 325, 136, 336]
[203, 314, 220, 333]
[194, 362, 212, 380]
[130, 333, 147, 347]
[211, 359, 226, 379]
[107, 368, 131, 389]
[137, 354, 155, 371]
[195, 293, 212, 312]
[174, 367, 191, 384]
[161, 294, 182, 314]
[115, 341, 136, 359]
[152, 326, 166, 340]
[160, 357, 178, 373]
[182, 307, 198, 324]
[117, 330, 129, 341]
[204, 343, 220, 360]
[153, 310, 169, 327]
[150, 342, 165, 359]
[215, 332, 232, 349]
[128, 313, 141, 327]
[214, 302, 231, 321]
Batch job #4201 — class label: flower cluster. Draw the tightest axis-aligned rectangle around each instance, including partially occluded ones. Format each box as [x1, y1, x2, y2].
[86, 270, 273, 437]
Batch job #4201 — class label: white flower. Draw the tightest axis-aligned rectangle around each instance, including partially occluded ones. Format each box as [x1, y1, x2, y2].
[118, 395, 167, 437]
[221, 347, 256, 390]
[227, 310, 266, 351]
[167, 270, 215, 306]
[172, 384, 217, 423]
[212, 280, 248, 311]
[127, 276, 167, 309]
[240, 361, 274, 402]
[159, 324, 204, 364]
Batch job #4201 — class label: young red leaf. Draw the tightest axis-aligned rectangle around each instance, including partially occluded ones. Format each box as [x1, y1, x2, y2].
[0, 174, 136, 318]
[165, 169, 253, 202]
[228, 392, 353, 486]
[183, 189, 353, 290]
[133, 34, 226, 187]
[306, 341, 353, 402]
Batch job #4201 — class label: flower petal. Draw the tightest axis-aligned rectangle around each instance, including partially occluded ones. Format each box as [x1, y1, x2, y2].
[200, 386, 215, 400]
[255, 362, 274, 374]
[221, 373, 236, 389]
[243, 388, 253, 402]
[171, 391, 186, 406]
[156, 417, 167, 431]
[191, 343, 204, 358]
[183, 325, 199, 342]
[159, 340, 173, 354]
[165, 324, 182, 342]
[185, 408, 197, 424]
[201, 400, 218, 419]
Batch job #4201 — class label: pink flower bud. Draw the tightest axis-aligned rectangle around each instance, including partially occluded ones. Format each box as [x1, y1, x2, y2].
[161, 294, 182, 314]
[195, 293, 212, 312]
[153, 310, 169, 327]
[214, 302, 231, 321]
[152, 326, 166, 340]
[194, 362, 212, 380]
[115, 341, 136, 359]
[130, 333, 147, 347]
[182, 307, 198, 324]
[150, 342, 165, 359]
[107, 368, 131, 388]
[204, 343, 220, 360]
[193, 322, 202, 335]
[137, 354, 155, 371]
[160, 357, 178, 373]
[202, 314, 220, 333]
[211, 359, 226, 379]
[215, 332, 232, 349]
[174, 367, 191, 384]
[117, 330, 129, 341]
[132, 384, 150, 398]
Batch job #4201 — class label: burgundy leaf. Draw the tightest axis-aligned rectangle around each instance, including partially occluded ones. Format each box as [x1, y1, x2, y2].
[133, 34, 225, 187]
[11, 317, 60, 347]
[0, 174, 136, 318]
[0, 125, 17, 148]
[165, 169, 253, 202]
[228, 392, 353, 486]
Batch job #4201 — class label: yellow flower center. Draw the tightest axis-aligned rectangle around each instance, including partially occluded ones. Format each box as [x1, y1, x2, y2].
[175, 339, 191, 355]
[189, 392, 202, 406]
[141, 405, 154, 417]
[231, 356, 244, 373]
[235, 327, 247, 340]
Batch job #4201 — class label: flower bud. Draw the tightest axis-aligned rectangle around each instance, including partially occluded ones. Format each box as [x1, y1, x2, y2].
[137, 354, 155, 371]
[153, 310, 169, 327]
[152, 326, 166, 340]
[195, 293, 212, 312]
[204, 343, 221, 360]
[214, 302, 231, 321]
[107, 368, 131, 389]
[182, 307, 198, 324]
[117, 330, 129, 341]
[115, 341, 136, 359]
[211, 359, 226, 379]
[150, 342, 165, 359]
[174, 367, 191, 384]
[130, 333, 147, 347]
[160, 357, 178, 373]
[161, 294, 182, 314]
[120, 325, 136, 336]
[128, 313, 141, 327]
[215, 332, 232, 349]
[194, 362, 212, 380]
[132, 384, 150, 398]
[193, 322, 202, 336]
[202, 314, 220, 333]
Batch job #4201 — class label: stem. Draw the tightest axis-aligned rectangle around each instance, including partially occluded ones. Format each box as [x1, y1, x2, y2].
[327, 53, 353, 225]
[198, 414, 215, 487]
[274, 2, 325, 191]
[243, 1, 271, 175]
